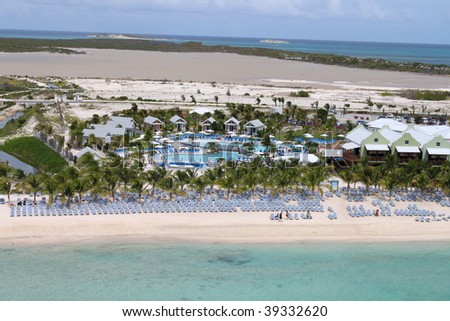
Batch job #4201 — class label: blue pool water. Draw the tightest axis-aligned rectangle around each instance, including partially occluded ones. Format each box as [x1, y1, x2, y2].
[164, 152, 242, 164]
[1, 242, 449, 301]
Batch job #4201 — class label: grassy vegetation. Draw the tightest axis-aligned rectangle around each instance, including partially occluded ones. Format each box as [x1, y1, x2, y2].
[0, 106, 44, 137]
[289, 90, 310, 98]
[401, 90, 450, 101]
[0, 77, 38, 95]
[1, 37, 450, 75]
[0, 137, 67, 173]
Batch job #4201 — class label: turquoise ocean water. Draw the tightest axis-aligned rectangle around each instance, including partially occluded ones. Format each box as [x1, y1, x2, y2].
[1, 29, 450, 66]
[1, 242, 449, 301]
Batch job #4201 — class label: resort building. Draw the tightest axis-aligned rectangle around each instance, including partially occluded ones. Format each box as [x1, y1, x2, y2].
[342, 125, 371, 164]
[244, 119, 266, 136]
[201, 117, 216, 132]
[422, 136, 450, 165]
[109, 116, 136, 135]
[144, 116, 165, 132]
[224, 117, 240, 133]
[170, 115, 187, 132]
[343, 124, 450, 165]
[82, 124, 126, 145]
[82, 116, 136, 145]
[360, 127, 402, 163]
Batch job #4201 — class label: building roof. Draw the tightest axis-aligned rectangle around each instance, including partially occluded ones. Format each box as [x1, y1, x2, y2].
[365, 144, 389, 151]
[75, 147, 104, 160]
[367, 119, 408, 132]
[427, 148, 450, 155]
[396, 146, 420, 153]
[190, 107, 213, 115]
[144, 116, 164, 125]
[170, 115, 187, 124]
[244, 119, 265, 128]
[416, 125, 450, 136]
[225, 117, 240, 125]
[345, 125, 371, 145]
[83, 124, 125, 139]
[202, 117, 216, 125]
[379, 127, 402, 143]
[323, 149, 343, 158]
[342, 142, 360, 150]
[109, 116, 135, 129]
[405, 128, 434, 146]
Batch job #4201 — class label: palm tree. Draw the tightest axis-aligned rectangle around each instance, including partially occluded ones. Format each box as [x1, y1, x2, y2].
[339, 169, 354, 195]
[381, 170, 400, 199]
[217, 170, 236, 199]
[118, 167, 134, 199]
[131, 174, 148, 203]
[43, 177, 58, 205]
[25, 175, 41, 204]
[192, 176, 209, 199]
[74, 178, 89, 203]
[62, 182, 75, 206]
[412, 172, 431, 198]
[102, 168, 119, 201]
[146, 167, 167, 196]
[160, 173, 177, 200]
[0, 178, 13, 203]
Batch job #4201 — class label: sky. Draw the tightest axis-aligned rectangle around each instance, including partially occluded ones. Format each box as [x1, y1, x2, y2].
[0, 0, 449, 44]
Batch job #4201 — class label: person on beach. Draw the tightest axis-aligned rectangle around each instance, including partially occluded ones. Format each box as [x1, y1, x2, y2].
[375, 209, 379, 216]
[285, 210, 289, 219]
[307, 210, 311, 219]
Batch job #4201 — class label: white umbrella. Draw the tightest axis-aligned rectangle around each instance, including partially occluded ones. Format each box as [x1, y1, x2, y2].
[320, 134, 328, 137]
[337, 134, 345, 138]
[198, 131, 207, 134]
[154, 145, 164, 148]
[269, 135, 275, 138]
[150, 141, 159, 145]
[304, 133, 313, 138]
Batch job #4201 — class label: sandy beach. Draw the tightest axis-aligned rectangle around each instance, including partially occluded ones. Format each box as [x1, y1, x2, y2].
[2, 196, 449, 247]
[1, 49, 450, 89]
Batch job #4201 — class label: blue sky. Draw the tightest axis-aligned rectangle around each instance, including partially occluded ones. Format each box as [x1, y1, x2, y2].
[0, 0, 449, 44]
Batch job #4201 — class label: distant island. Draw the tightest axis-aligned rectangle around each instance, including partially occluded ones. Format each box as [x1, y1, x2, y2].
[0, 37, 449, 75]
[260, 39, 289, 44]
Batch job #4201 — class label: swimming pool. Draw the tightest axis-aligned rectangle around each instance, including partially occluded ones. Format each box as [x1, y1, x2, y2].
[162, 151, 244, 165]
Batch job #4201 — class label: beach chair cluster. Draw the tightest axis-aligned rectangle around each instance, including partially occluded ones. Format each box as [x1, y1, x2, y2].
[391, 204, 450, 223]
[327, 207, 338, 220]
[9, 190, 327, 217]
[269, 212, 299, 221]
[347, 203, 392, 218]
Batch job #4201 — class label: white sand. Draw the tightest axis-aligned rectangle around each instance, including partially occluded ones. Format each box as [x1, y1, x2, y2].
[2, 49, 450, 116]
[1, 196, 449, 246]
[1, 49, 449, 89]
